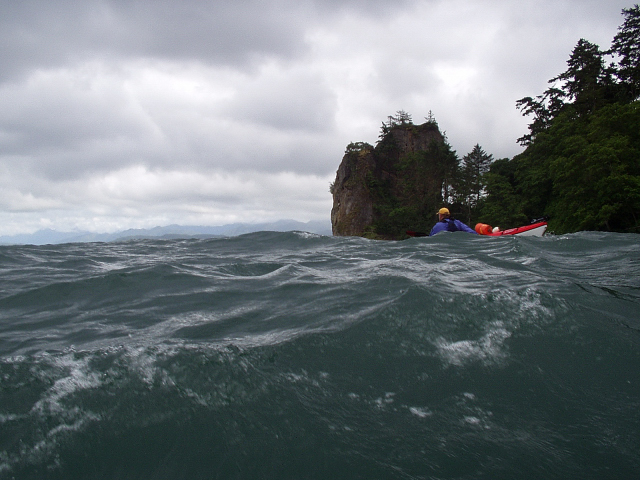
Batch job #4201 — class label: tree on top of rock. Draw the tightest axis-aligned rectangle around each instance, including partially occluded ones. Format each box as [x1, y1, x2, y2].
[380, 111, 414, 140]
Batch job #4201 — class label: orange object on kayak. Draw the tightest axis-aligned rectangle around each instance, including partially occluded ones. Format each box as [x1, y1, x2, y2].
[475, 223, 493, 235]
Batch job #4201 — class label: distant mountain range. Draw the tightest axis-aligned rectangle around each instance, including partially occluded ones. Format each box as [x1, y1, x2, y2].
[0, 220, 332, 245]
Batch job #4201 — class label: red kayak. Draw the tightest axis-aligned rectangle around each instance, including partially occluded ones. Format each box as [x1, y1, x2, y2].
[475, 220, 547, 237]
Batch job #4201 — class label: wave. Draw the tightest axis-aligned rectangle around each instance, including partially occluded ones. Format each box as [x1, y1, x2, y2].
[0, 231, 639, 478]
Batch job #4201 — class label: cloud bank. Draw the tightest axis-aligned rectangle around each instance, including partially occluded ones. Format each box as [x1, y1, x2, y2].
[0, 0, 631, 234]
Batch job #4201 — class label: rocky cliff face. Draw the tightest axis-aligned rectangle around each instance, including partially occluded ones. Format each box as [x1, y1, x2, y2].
[330, 143, 376, 237]
[331, 119, 455, 239]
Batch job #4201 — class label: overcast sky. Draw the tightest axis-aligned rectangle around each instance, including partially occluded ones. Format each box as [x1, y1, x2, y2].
[0, 0, 632, 234]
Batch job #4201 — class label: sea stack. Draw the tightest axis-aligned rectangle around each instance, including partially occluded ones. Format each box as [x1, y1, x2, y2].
[331, 113, 457, 239]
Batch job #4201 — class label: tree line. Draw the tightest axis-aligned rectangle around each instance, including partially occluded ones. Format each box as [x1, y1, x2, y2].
[374, 110, 495, 229]
[478, 5, 640, 233]
[335, 4, 640, 239]
[412, 5, 640, 233]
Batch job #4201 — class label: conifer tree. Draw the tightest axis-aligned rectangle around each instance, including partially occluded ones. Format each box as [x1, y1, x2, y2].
[424, 110, 438, 125]
[487, 5, 640, 234]
[458, 144, 493, 220]
[517, 39, 614, 144]
[551, 39, 612, 116]
[610, 4, 640, 100]
[395, 110, 413, 124]
[515, 87, 565, 145]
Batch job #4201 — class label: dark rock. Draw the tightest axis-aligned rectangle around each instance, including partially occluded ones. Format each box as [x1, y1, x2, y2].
[331, 118, 456, 239]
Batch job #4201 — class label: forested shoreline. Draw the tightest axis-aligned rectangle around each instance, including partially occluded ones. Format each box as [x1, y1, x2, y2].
[332, 5, 640, 238]
[478, 5, 640, 234]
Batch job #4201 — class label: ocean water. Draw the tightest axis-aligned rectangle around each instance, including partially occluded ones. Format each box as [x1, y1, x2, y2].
[0, 231, 639, 479]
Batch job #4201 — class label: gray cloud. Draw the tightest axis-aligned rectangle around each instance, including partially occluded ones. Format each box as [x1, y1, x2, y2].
[226, 67, 338, 133]
[0, 0, 633, 234]
[0, 1, 305, 79]
[0, 0, 416, 81]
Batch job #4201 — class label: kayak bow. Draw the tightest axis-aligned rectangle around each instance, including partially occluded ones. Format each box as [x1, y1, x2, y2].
[480, 220, 547, 237]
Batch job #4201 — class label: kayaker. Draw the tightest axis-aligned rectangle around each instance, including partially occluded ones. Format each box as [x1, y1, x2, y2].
[429, 208, 478, 236]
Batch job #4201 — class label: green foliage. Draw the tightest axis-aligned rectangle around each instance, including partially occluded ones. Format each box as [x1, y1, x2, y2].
[339, 58, 640, 238]
[345, 142, 373, 154]
[360, 112, 500, 237]
[610, 4, 640, 101]
[552, 39, 614, 116]
[482, 102, 640, 233]
[546, 103, 640, 232]
[495, 7, 640, 234]
[516, 38, 614, 145]
[455, 144, 493, 223]
[362, 112, 461, 238]
[478, 159, 529, 227]
[337, 7, 640, 238]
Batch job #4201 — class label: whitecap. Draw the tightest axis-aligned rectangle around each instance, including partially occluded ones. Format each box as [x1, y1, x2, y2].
[435, 325, 511, 366]
[409, 407, 433, 418]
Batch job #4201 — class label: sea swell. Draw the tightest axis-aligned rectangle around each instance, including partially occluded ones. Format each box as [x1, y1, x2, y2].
[0, 231, 639, 479]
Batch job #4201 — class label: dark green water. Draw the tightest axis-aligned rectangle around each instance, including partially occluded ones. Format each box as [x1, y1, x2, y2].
[0, 231, 639, 479]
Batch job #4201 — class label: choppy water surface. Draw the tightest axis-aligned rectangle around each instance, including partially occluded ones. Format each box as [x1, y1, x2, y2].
[1, 231, 639, 479]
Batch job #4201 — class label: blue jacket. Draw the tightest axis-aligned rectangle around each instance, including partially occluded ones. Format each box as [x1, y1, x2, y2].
[429, 218, 478, 236]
